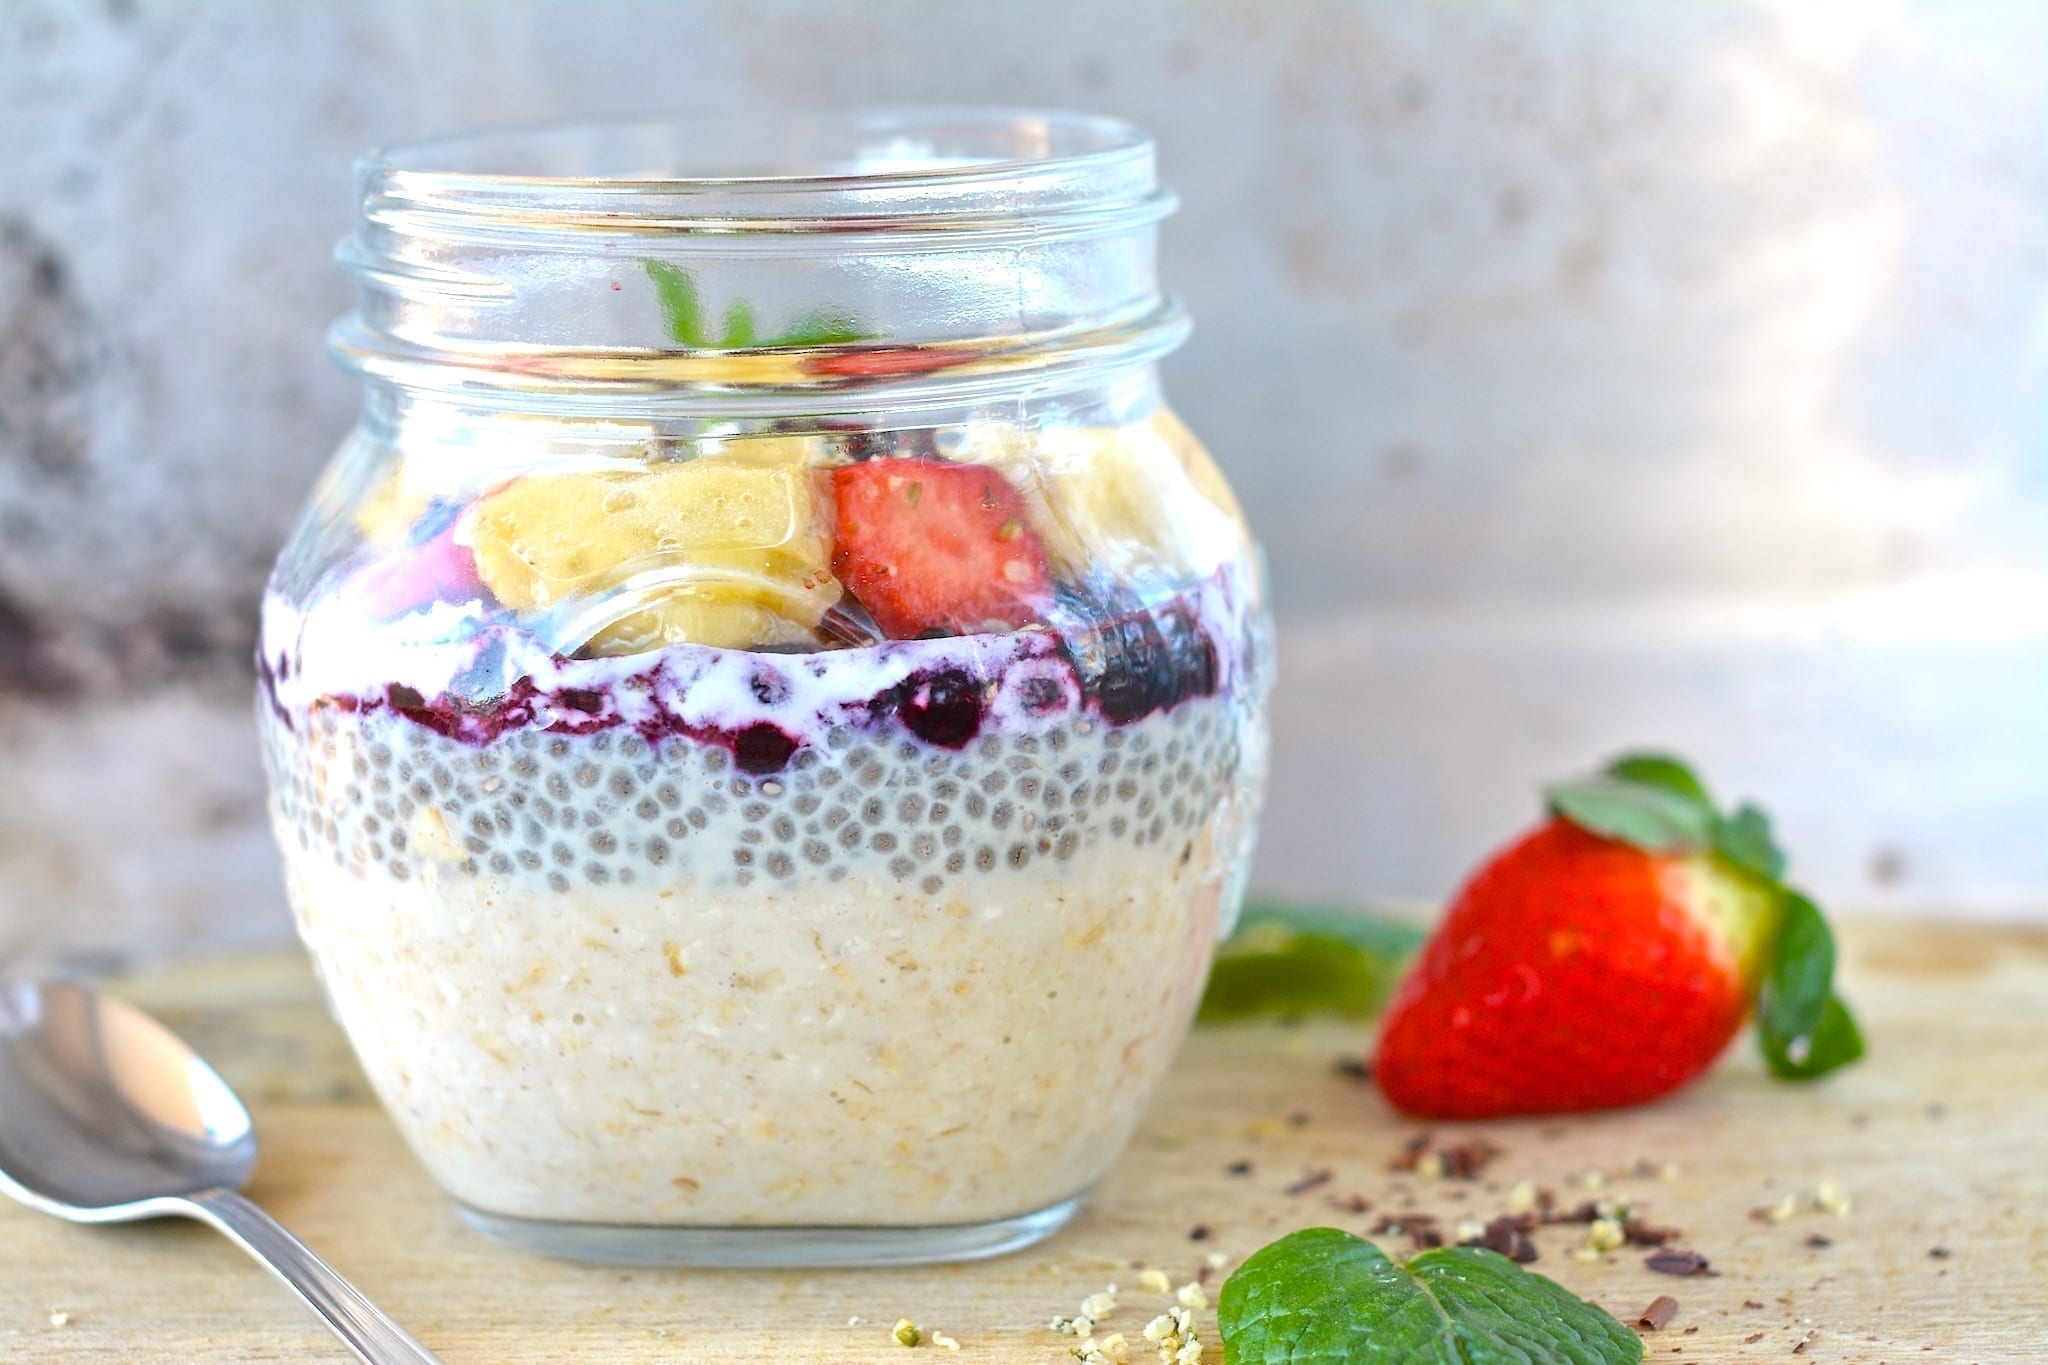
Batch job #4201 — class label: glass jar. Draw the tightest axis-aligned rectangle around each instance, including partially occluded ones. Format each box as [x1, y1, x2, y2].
[258, 110, 1270, 1265]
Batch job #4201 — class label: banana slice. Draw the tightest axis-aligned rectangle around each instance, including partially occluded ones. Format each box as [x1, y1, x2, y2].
[957, 414, 1247, 585]
[460, 459, 840, 653]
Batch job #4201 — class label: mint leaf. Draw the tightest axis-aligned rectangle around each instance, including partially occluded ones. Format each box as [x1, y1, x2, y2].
[1605, 752, 1712, 806]
[644, 262, 876, 351]
[776, 310, 875, 348]
[719, 296, 757, 349]
[1758, 891, 1864, 1079]
[1712, 802, 1787, 882]
[1199, 902, 1423, 1024]
[1219, 1228, 1643, 1364]
[644, 260, 707, 348]
[1546, 775, 1715, 853]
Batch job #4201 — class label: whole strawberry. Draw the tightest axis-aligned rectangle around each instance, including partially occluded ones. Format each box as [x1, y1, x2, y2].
[1374, 754, 1863, 1119]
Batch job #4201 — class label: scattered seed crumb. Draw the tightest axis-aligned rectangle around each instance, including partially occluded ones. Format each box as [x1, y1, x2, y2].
[1588, 1218, 1626, 1253]
[1139, 1269, 1173, 1295]
[1333, 1057, 1372, 1082]
[47, 1311, 71, 1329]
[1175, 1282, 1207, 1311]
[1636, 1295, 1680, 1331]
[1284, 1168, 1334, 1196]
[893, 1318, 922, 1348]
[1792, 1329, 1816, 1354]
[931, 1331, 960, 1351]
[1804, 1234, 1833, 1249]
[850, 1316, 864, 1327]
[1416, 1152, 1446, 1180]
[1187, 1224, 1211, 1242]
[1570, 1248, 1603, 1263]
[1813, 1181, 1852, 1216]
[1204, 1251, 1228, 1270]
[1081, 1288, 1120, 1322]
[1927, 1246, 1951, 1259]
[1753, 1196, 1798, 1225]
[1581, 1169, 1608, 1193]
[1224, 1160, 1253, 1177]
[1454, 1217, 1488, 1243]
[1286, 1110, 1311, 1127]
[1506, 1180, 1540, 1215]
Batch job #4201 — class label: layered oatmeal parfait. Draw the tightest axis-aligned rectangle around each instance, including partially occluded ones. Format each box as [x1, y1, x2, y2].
[259, 111, 1269, 1264]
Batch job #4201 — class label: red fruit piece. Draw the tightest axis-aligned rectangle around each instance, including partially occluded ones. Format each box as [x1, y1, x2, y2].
[1373, 819, 1779, 1119]
[345, 525, 481, 620]
[830, 458, 1053, 639]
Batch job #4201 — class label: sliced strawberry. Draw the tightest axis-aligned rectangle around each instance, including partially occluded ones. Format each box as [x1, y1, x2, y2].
[830, 458, 1053, 639]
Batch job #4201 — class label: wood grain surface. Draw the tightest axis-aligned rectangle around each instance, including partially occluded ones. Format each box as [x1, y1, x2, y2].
[0, 921, 2042, 1363]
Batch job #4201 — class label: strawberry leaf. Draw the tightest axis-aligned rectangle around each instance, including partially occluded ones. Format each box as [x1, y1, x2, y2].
[1758, 891, 1865, 1079]
[1712, 802, 1787, 882]
[1605, 752, 1713, 806]
[1546, 775, 1715, 853]
[1219, 1228, 1644, 1364]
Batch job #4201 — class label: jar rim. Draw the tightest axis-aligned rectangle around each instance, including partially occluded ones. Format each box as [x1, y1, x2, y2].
[361, 107, 1164, 227]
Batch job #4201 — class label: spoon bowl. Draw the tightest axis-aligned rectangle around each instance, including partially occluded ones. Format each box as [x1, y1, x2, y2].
[0, 977, 439, 1363]
[0, 979, 255, 1217]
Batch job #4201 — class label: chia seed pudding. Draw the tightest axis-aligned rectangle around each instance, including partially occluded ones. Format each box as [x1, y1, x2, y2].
[260, 563, 1264, 1230]
[263, 110, 1271, 1260]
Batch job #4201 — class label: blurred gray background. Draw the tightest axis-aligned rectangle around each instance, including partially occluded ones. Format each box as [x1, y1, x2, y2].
[3, 0, 2045, 965]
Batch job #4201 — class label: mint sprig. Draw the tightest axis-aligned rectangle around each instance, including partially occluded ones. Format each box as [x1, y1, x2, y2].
[643, 261, 873, 350]
[1218, 1228, 1643, 1364]
[1545, 752, 1862, 1082]
[1198, 900, 1424, 1023]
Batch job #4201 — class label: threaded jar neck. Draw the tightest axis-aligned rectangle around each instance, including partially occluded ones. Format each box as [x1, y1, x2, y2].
[332, 108, 1186, 416]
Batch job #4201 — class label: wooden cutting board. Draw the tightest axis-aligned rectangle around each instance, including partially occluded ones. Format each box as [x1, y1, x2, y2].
[0, 920, 2041, 1363]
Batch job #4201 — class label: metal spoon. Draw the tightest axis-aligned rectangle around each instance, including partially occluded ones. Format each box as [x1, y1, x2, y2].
[0, 978, 440, 1363]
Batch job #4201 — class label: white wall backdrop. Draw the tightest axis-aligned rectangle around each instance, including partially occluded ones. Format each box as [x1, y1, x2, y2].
[2, 0, 2044, 965]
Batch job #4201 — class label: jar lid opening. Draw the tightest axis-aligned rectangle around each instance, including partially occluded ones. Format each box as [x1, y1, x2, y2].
[364, 108, 1160, 221]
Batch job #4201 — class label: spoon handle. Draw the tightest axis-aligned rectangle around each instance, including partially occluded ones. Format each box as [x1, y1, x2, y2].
[181, 1188, 442, 1364]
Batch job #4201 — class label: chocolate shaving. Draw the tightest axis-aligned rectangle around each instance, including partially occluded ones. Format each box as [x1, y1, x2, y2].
[1636, 1295, 1679, 1331]
[1387, 1132, 1434, 1171]
[1437, 1137, 1503, 1179]
[1742, 1332, 1765, 1344]
[1327, 1193, 1373, 1215]
[1459, 1215, 1539, 1264]
[1804, 1234, 1833, 1248]
[1927, 1246, 1951, 1259]
[1370, 1213, 1439, 1236]
[1792, 1330, 1815, 1354]
[1384, 1131, 1502, 1179]
[1332, 1057, 1373, 1082]
[1544, 1199, 1602, 1225]
[1644, 1249, 1714, 1277]
[1409, 1226, 1444, 1250]
[1224, 1160, 1253, 1177]
[1187, 1224, 1211, 1242]
[1624, 1220, 1682, 1247]
[1284, 1168, 1334, 1196]
[1286, 1110, 1312, 1127]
